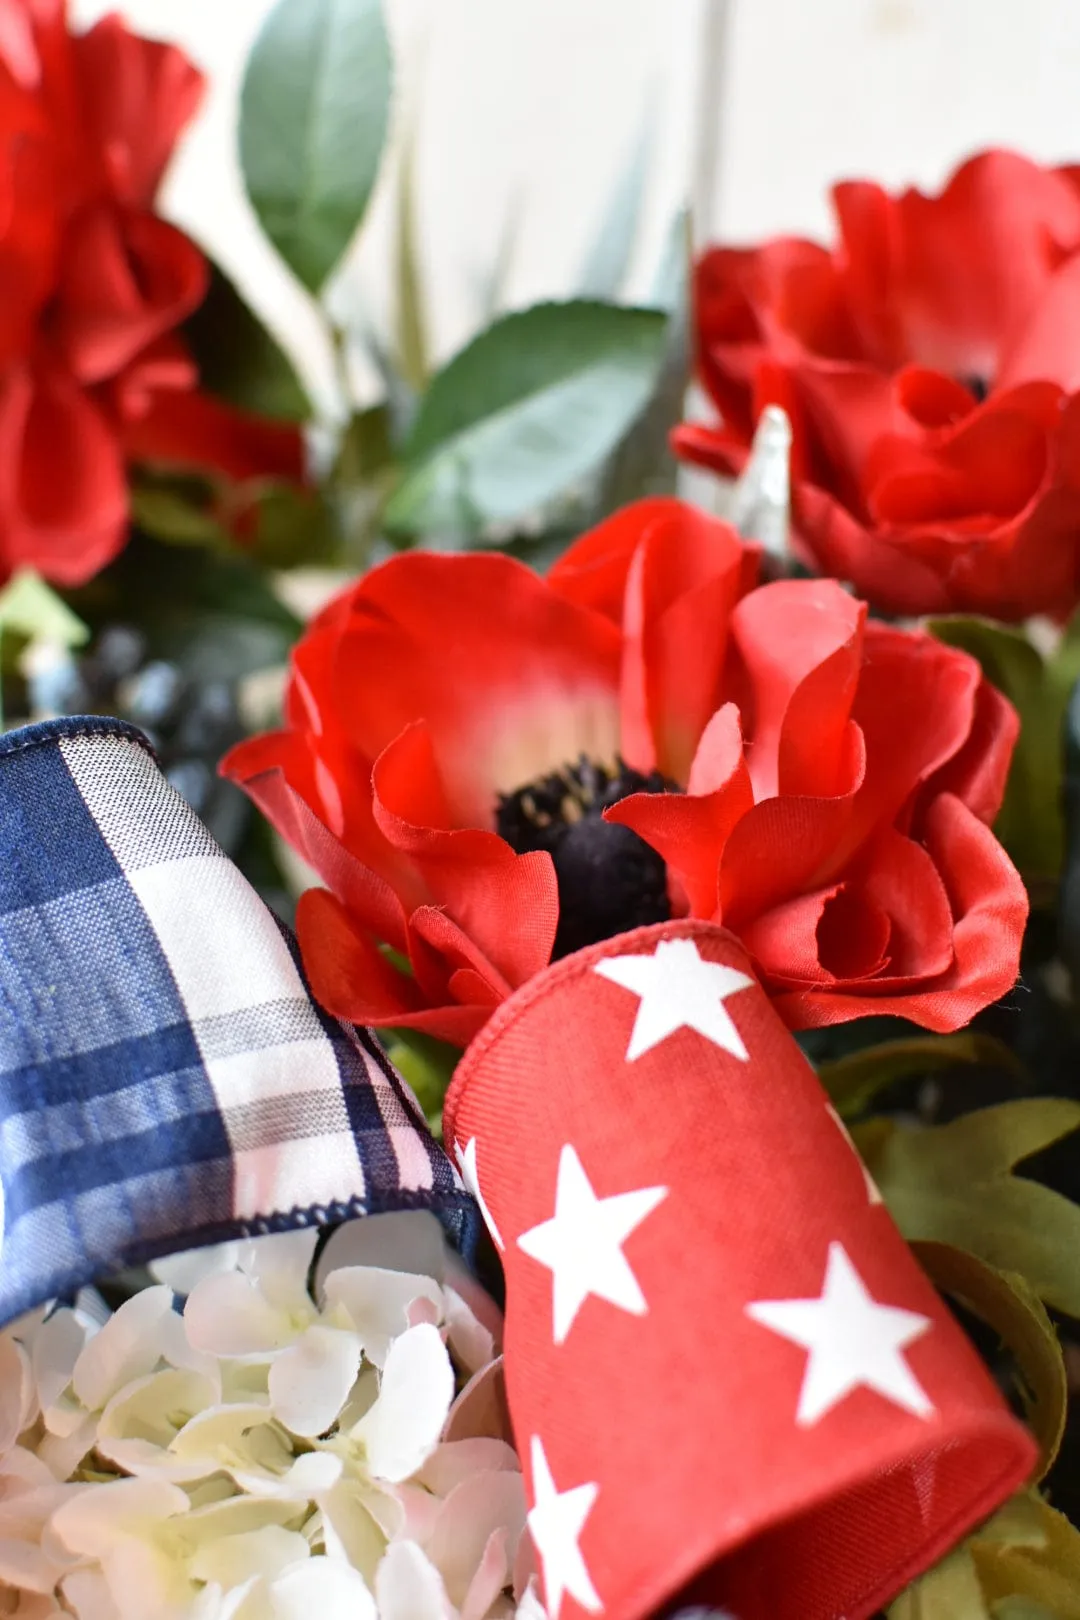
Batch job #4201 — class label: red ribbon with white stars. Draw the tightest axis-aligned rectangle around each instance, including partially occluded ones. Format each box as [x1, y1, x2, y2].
[442, 919, 1036, 1620]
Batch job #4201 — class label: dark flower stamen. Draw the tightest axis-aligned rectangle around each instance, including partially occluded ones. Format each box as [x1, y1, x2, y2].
[959, 373, 990, 403]
[496, 756, 674, 960]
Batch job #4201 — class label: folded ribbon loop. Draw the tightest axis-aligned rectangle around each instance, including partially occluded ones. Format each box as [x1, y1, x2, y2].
[443, 917, 1036, 1620]
[0, 717, 475, 1327]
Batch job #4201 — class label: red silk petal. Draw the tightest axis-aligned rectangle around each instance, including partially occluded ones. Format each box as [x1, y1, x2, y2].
[120, 385, 306, 484]
[0, 362, 126, 585]
[770, 796, 1027, 1031]
[729, 579, 866, 801]
[53, 207, 207, 384]
[221, 732, 414, 954]
[71, 13, 205, 208]
[548, 497, 690, 623]
[741, 885, 892, 986]
[608, 705, 753, 918]
[920, 676, 1019, 827]
[297, 888, 486, 1046]
[336, 551, 621, 828]
[629, 508, 756, 782]
[372, 722, 559, 991]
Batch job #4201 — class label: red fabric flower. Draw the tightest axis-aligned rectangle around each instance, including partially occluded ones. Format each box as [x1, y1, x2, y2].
[223, 497, 1027, 1044]
[674, 150, 1080, 620]
[0, 0, 304, 586]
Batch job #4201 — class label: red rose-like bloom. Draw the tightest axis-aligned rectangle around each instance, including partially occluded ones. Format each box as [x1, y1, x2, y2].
[0, 0, 303, 585]
[224, 498, 1026, 1045]
[674, 150, 1080, 620]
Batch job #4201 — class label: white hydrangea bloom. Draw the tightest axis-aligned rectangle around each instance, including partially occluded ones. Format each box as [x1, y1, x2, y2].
[0, 1213, 544, 1620]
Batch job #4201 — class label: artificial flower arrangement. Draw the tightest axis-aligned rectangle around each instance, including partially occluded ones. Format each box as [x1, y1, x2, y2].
[4, 2, 1080, 1618]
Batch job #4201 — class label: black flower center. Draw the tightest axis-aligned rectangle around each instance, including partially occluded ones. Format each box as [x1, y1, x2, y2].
[496, 757, 673, 960]
[959, 373, 990, 403]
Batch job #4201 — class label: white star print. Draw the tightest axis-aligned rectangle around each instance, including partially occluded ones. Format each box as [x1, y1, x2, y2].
[825, 1104, 884, 1205]
[746, 1242, 934, 1425]
[454, 1137, 504, 1250]
[518, 1144, 668, 1343]
[594, 937, 754, 1061]
[527, 1435, 602, 1619]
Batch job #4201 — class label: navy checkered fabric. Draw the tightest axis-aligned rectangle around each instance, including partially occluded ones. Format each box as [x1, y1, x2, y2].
[0, 717, 476, 1326]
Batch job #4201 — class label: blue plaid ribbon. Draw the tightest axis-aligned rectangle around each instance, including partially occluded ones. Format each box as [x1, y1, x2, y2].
[0, 717, 476, 1326]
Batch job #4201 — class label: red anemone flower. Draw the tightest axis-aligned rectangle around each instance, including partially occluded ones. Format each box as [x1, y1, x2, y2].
[0, 0, 304, 585]
[224, 498, 1026, 1046]
[674, 150, 1080, 621]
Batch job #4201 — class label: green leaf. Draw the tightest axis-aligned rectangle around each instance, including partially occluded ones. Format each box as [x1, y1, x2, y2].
[992, 1601, 1058, 1619]
[819, 1032, 1026, 1119]
[888, 1546, 991, 1619]
[577, 110, 655, 299]
[929, 615, 1080, 897]
[184, 260, 310, 421]
[383, 300, 669, 539]
[393, 117, 429, 392]
[131, 480, 226, 549]
[973, 1494, 1080, 1617]
[647, 207, 692, 314]
[251, 484, 340, 569]
[912, 1241, 1067, 1476]
[857, 1099, 1080, 1316]
[332, 404, 399, 563]
[0, 570, 89, 647]
[66, 534, 300, 684]
[593, 214, 690, 517]
[240, 0, 391, 292]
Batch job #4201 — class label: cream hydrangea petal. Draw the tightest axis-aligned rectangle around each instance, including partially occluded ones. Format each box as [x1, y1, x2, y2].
[32, 1311, 89, 1421]
[166, 1407, 340, 1501]
[418, 1441, 520, 1498]
[374, 1541, 452, 1620]
[392, 1481, 443, 1546]
[71, 1290, 177, 1413]
[315, 1214, 446, 1293]
[184, 1275, 298, 1360]
[317, 1483, 387, 1585]
[264, 1558, 377, 1620]
[442, 1253, 504, 1351]
[423, 1472, 527, 1609]
[61, 1567, 122, 1620]
[96, 1535, 192, 1620]
[333, 1367, 379, 1434]
[240, 1452, 341, 1501]
[35, 1419, 98, 1484]
[0, 1338, 34, 1451]
[0, 1469, 84, 1592]
[49, 1478, 190, 1560]
[461, 1527, 513, 1620]
[189, 1527, 310, 1588]
[442, 1291, 494, 1379]
[96, 1370, 222, 1480]
[183, 1497, 308, 1548]
[351, 1325, 453, 1484]
[166, 1407, 290, 1486]
[240, 1232, 320, 1315]
[150, 1243, 243, 1297]
[267, 1328, 361, 1438]
[4, 1594, 66, 1619]
[0, 1449, 56, 1495]
[443, 1361, 510, 1447]
[322, 1271, 443, 1370]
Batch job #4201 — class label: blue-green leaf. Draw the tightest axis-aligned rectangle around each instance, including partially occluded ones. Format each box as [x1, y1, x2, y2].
[384, 300, 669, 538]
[240, 0, 391, 293]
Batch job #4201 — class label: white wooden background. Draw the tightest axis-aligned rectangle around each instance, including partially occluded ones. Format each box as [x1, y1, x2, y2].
[71, 0, 1080, 409]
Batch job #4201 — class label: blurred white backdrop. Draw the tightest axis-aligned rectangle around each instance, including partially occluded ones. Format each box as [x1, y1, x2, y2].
[70, 0, 1080, 405]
